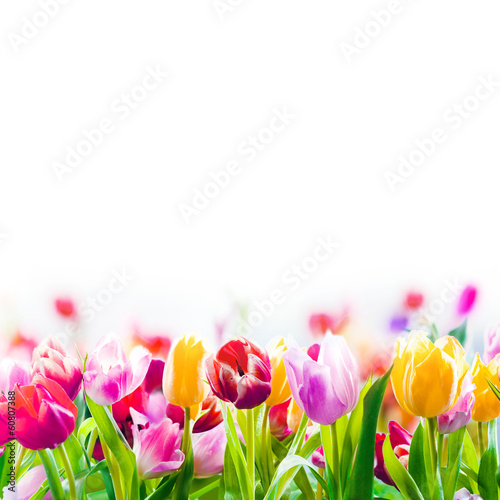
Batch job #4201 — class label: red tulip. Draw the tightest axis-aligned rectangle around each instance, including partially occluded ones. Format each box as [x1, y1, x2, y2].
[205, 337, 271, 410]
[54, 297, 77, 319]
[0, 375, 77, 450]
[31, 337, 83, 400]
[165, 395, 222, 433]
[269, 399, 293, 441]
[404, 292, 424, 310]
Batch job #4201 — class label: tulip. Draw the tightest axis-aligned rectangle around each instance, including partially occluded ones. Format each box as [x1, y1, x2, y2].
[193, 395, 222, 433]
[130, 410, 184, 479]
[305, 428, 325, 469]
[143, 359, 165, 393]
[453, 488, 482, 500]
[0, 374, 77, 450]
[287, 396, 304, 433]
[84, 334, 152, 405]
[437, 372, 475, 434]
[457, 285, 477, 316]
[391, 331, 469, 418]
[2, 463, 62, 500]
[265, 338, 291, 407]
[471, 353, 500, 422]
[132, 327, 172, 361]
[0, 359, 31, 395]
[32, 337, 82, 400]
[389, 315, 409, 334]
[483, 324, 500, 364]
[309, 310, 348, 336]
[283, 333, 359, 425]
[374, 421, 412, 487]
[269, 400, 292, 441]
[405, 292, 424, 310]
[192, 423, 226, 478]
[54, 297, 77, 319]
[163, 333, 211, 409]
[205, 337, 271, 410]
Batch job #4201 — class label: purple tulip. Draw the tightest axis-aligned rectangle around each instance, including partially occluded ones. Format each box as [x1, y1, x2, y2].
[483, 324, 500, 364]
[192, 423, 227, 478]
[283, 333, 359, 425]
[454, 488, 482, 500]
[130, 409, 184, 479]
[437, 372, 475, 434]
[84, 334, 152, 405]
[0, 359, 31, 395]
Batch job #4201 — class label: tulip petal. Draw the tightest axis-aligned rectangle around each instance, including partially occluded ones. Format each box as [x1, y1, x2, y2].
[234, 373, 271, 409]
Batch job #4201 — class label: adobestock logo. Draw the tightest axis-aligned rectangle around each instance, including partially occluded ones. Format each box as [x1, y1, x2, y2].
[7, 0, 72, 54]
[178, 106, 295, 224]
[384, 74, 500, 191]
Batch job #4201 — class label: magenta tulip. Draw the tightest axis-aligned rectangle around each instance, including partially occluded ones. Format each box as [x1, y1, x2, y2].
[437, 372, 475, 434]
[192, 423, 226, 478]
[283, 333, 359, 425]
[0, 359, 31, 395]
[305, 428, 325, 469]
[457, 285, 477, 316]
[32, 337, 82, 400]
[130, 409, 184, 479]
[83, 334, 151, 405]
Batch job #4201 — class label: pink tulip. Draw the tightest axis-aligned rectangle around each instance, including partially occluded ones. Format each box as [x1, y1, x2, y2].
[305, 427, 325, 469]
[3, 464, 57, 500]
[283, 333, 359, 425]
[32, 338, 82, 400]
[193, 423, 226, 478]
[483, 324, 500, 364]
[437, 372, 475, 434]
[83, 335, 151, 405]
[130, 409, 184, 479]
[54, 297, 77, 319]
[0, 359, 31, 395]
[457, 285, 477, 316]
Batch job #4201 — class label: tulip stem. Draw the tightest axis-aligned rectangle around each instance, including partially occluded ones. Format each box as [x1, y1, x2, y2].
[14, 445, 27, 477]
[101, 438, 125, 500]
[317, 467, 324, 500]
[261, 405, 271, 490]
[247, 408, 255, 499]
[59, 443, 77, 500]
[478, 422, 486, 456]
[426, 417, 443, 500]
[87, 427, 99, 461]
[39, 449, 65, 500]
[172, 407, 192, 500]
[331, 422, 341, 499]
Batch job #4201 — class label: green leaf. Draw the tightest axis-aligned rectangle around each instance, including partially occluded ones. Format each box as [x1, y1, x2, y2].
[447, 320, 467, 346]
[341, 377, 373, 488]
[408, 423, 429, 499]
[443, 427, 466, 500]
[85, 393, 139, 500]
[382, 437, 424, 500]
[343, 366, 393, 500]
[478, 448, 498, 500]
[219, 444, 242, 500]
[171, 446, 194, 500]
[144, 473, 178, 500]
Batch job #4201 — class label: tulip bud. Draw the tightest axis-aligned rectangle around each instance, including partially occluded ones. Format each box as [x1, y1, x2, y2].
[269, 400, 292, 441]
[374, 421, 412, 487]
[84, 334, 152, 406]
[32, 337, 82, 400]
[205, 337, 272, 410]
[265, 338, 291, 407]
[471, 353, 500, 422]
[0, 374, 77, 450]
[391, 331, 469, 418]
[193, 423, 226, 478]
[283, 333, 359, 425]
[437, 372, 475, 434]
[163, 333, 211, 409]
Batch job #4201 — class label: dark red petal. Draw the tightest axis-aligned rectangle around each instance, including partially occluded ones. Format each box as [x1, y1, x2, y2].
[233, 373, 271, 410]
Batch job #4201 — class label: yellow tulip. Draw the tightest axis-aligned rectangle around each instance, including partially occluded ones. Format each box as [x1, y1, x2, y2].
[471, 353, 500, 422]
[163, 333, 211, 408]
[391, 331, 468, 418]
[287, 396, 304, 432]
[265, 338, 292, 407]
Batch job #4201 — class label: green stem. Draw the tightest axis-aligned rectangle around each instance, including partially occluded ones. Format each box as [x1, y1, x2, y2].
[173, 407, 192, 500]
[478, 421, 486, 457]
[261, 405, 271, 490]
[14, 445, 27, 477]
[426, 417, 443, 500]
[87, 427, 98, 461]
[331, 421, 341, 499]
[101, 438, 125, 500]
[247, 408, 255, 500]
[59, 443, 77, 500]
[38, 449, 65, 500]
[317, 468, 324, 500]
[436, 431, 444, 497]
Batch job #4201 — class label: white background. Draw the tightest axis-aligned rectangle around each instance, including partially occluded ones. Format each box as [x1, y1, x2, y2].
[1, 0, 499, 347]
